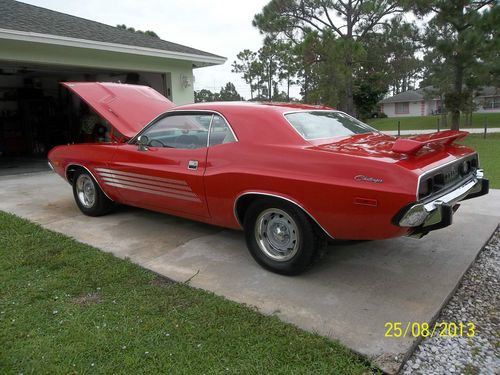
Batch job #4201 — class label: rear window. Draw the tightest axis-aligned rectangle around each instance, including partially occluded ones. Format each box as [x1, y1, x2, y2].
[284, 111, 376, 140]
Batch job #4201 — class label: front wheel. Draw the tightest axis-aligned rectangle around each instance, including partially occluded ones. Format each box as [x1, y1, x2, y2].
[243, 199, 319, 275]
[72, 170, 114, 216]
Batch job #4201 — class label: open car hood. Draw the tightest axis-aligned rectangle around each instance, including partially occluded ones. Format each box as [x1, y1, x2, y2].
[62, 82, 175, 139]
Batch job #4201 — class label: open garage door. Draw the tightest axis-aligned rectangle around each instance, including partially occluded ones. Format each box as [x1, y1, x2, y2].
[0, 63, 170, 175]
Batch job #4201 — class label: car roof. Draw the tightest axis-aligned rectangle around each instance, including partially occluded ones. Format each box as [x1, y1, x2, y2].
[169, 102, 332, 146]
[171, 102, 335, 145]
[174, 101, 333, 113]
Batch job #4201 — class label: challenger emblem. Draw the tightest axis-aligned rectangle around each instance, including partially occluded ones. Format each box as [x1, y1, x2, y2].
[354, 175, 383, 183]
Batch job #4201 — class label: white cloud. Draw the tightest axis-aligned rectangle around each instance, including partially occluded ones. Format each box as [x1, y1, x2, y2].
[21, 0, 291, 99]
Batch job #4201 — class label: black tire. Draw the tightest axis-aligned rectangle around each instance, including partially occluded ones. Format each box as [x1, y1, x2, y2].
[72, 169, 114, 216]
[243, 199, 319, 275]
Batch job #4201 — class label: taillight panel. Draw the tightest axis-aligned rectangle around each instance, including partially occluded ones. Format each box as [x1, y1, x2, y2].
[417, 154, 479, 200]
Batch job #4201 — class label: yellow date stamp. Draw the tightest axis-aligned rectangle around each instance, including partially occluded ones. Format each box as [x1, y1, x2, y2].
[384, 322, 475, 338]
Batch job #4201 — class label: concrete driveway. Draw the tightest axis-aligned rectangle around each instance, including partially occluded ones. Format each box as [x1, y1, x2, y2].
[1, 172, 499, 374]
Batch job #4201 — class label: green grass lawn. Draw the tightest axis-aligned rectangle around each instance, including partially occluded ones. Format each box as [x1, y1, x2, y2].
[458, 133, 500, 189]
[0, 211, 373, 375]
[367, 112, 500, 131]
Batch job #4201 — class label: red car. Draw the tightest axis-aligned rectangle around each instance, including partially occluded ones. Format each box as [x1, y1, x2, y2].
[48, 82, 489, 275]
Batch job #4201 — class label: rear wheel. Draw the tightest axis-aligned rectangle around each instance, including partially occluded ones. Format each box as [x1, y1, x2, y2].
[72, 170, 113, 216]
[243, 199, 320, 275]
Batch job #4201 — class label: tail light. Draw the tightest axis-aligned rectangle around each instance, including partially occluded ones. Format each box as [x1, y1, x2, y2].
[418, 178, 433, 199]
[459, 160, 471, 176]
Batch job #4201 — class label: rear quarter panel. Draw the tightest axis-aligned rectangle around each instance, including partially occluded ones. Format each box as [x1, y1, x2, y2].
[205, 142, 418, 240]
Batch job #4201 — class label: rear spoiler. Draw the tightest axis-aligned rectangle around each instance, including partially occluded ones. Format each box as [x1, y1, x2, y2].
[392, 130, 469, 154]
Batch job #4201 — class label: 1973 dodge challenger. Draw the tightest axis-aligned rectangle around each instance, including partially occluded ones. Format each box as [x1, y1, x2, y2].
[48, 82, 489, 275]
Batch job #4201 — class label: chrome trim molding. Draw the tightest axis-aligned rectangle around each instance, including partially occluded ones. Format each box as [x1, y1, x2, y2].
[233, 191, 335, 240]
[64, 163, 114, 201]
[206, 114, 215, 148]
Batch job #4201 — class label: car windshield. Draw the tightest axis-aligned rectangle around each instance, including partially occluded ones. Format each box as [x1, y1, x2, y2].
[284, 111, 377, 140]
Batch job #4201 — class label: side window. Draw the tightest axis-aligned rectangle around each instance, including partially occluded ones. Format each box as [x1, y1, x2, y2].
[140, 114, 211, 149]
[209, 115, 236, 146]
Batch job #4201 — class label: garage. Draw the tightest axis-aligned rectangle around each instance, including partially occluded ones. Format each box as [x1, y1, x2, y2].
[0, 64, 167, 161]
[0, 0, 225, 174]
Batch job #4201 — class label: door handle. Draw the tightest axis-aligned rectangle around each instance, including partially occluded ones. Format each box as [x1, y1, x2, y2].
[188, 160, 198, 170]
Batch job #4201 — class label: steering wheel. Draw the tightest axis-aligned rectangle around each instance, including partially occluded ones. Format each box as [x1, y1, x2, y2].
[149, 139, 174, 148]
[149, 139, 166, 147]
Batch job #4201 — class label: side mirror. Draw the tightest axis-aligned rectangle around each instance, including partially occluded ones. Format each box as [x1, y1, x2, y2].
[137, 135, 149, 151]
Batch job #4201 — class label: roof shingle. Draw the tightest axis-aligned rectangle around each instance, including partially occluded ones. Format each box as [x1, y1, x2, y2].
[0, 0, 224, 60]
[380, 86, 500, 104]
[379, 89, 424, 104]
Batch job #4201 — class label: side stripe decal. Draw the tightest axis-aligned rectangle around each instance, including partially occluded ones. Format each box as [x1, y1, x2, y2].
[95, 168, 187, 185]
[98, 172, 192, 191]
[95, 168, 200, 203]
[100, 177, 198, 198]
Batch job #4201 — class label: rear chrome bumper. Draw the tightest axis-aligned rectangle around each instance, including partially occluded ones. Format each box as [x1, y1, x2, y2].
[393, 169, 489, 237]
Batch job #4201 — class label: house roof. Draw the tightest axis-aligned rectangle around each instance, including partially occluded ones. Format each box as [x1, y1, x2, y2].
[380, 86, 500, 104]
[379, 89, 425, 104]
[0, 0, 225, 65]
[479, 86, 500, 97]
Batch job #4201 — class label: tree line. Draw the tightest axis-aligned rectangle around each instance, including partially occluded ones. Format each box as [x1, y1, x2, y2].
[116, 24, 159, 38]
[195, 82, 245, 102]
[227, 0, 499, 130]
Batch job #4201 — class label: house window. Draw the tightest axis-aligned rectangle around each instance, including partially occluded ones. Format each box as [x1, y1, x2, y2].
[395, 102, 409, 114]
[483, 96, 500, 110]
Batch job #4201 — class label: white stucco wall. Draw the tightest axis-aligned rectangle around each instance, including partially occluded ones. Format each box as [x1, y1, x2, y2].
[0, 38, 196, 105]
[381, 100, 448, 117]
[475, 96, 500, 113]
[382, 96, 500, 117]
[381, 101, 425, 117]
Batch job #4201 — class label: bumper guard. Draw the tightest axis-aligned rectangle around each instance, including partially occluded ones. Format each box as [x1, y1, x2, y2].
[393, 169, 489, 238]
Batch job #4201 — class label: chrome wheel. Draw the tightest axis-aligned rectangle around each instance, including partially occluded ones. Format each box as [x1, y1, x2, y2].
[75, 174, 96, 208]
[254, 208, 300, 262]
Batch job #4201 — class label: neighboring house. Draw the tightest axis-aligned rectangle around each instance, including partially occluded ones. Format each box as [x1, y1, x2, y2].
[480, 86, 500, 112]
[379, 87, 500, 117]
[0, 0, 225, 158]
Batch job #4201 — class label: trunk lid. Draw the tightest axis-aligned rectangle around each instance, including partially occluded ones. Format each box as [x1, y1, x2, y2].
[62, 82, 175, 139]
[312, 131, 469, 162]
